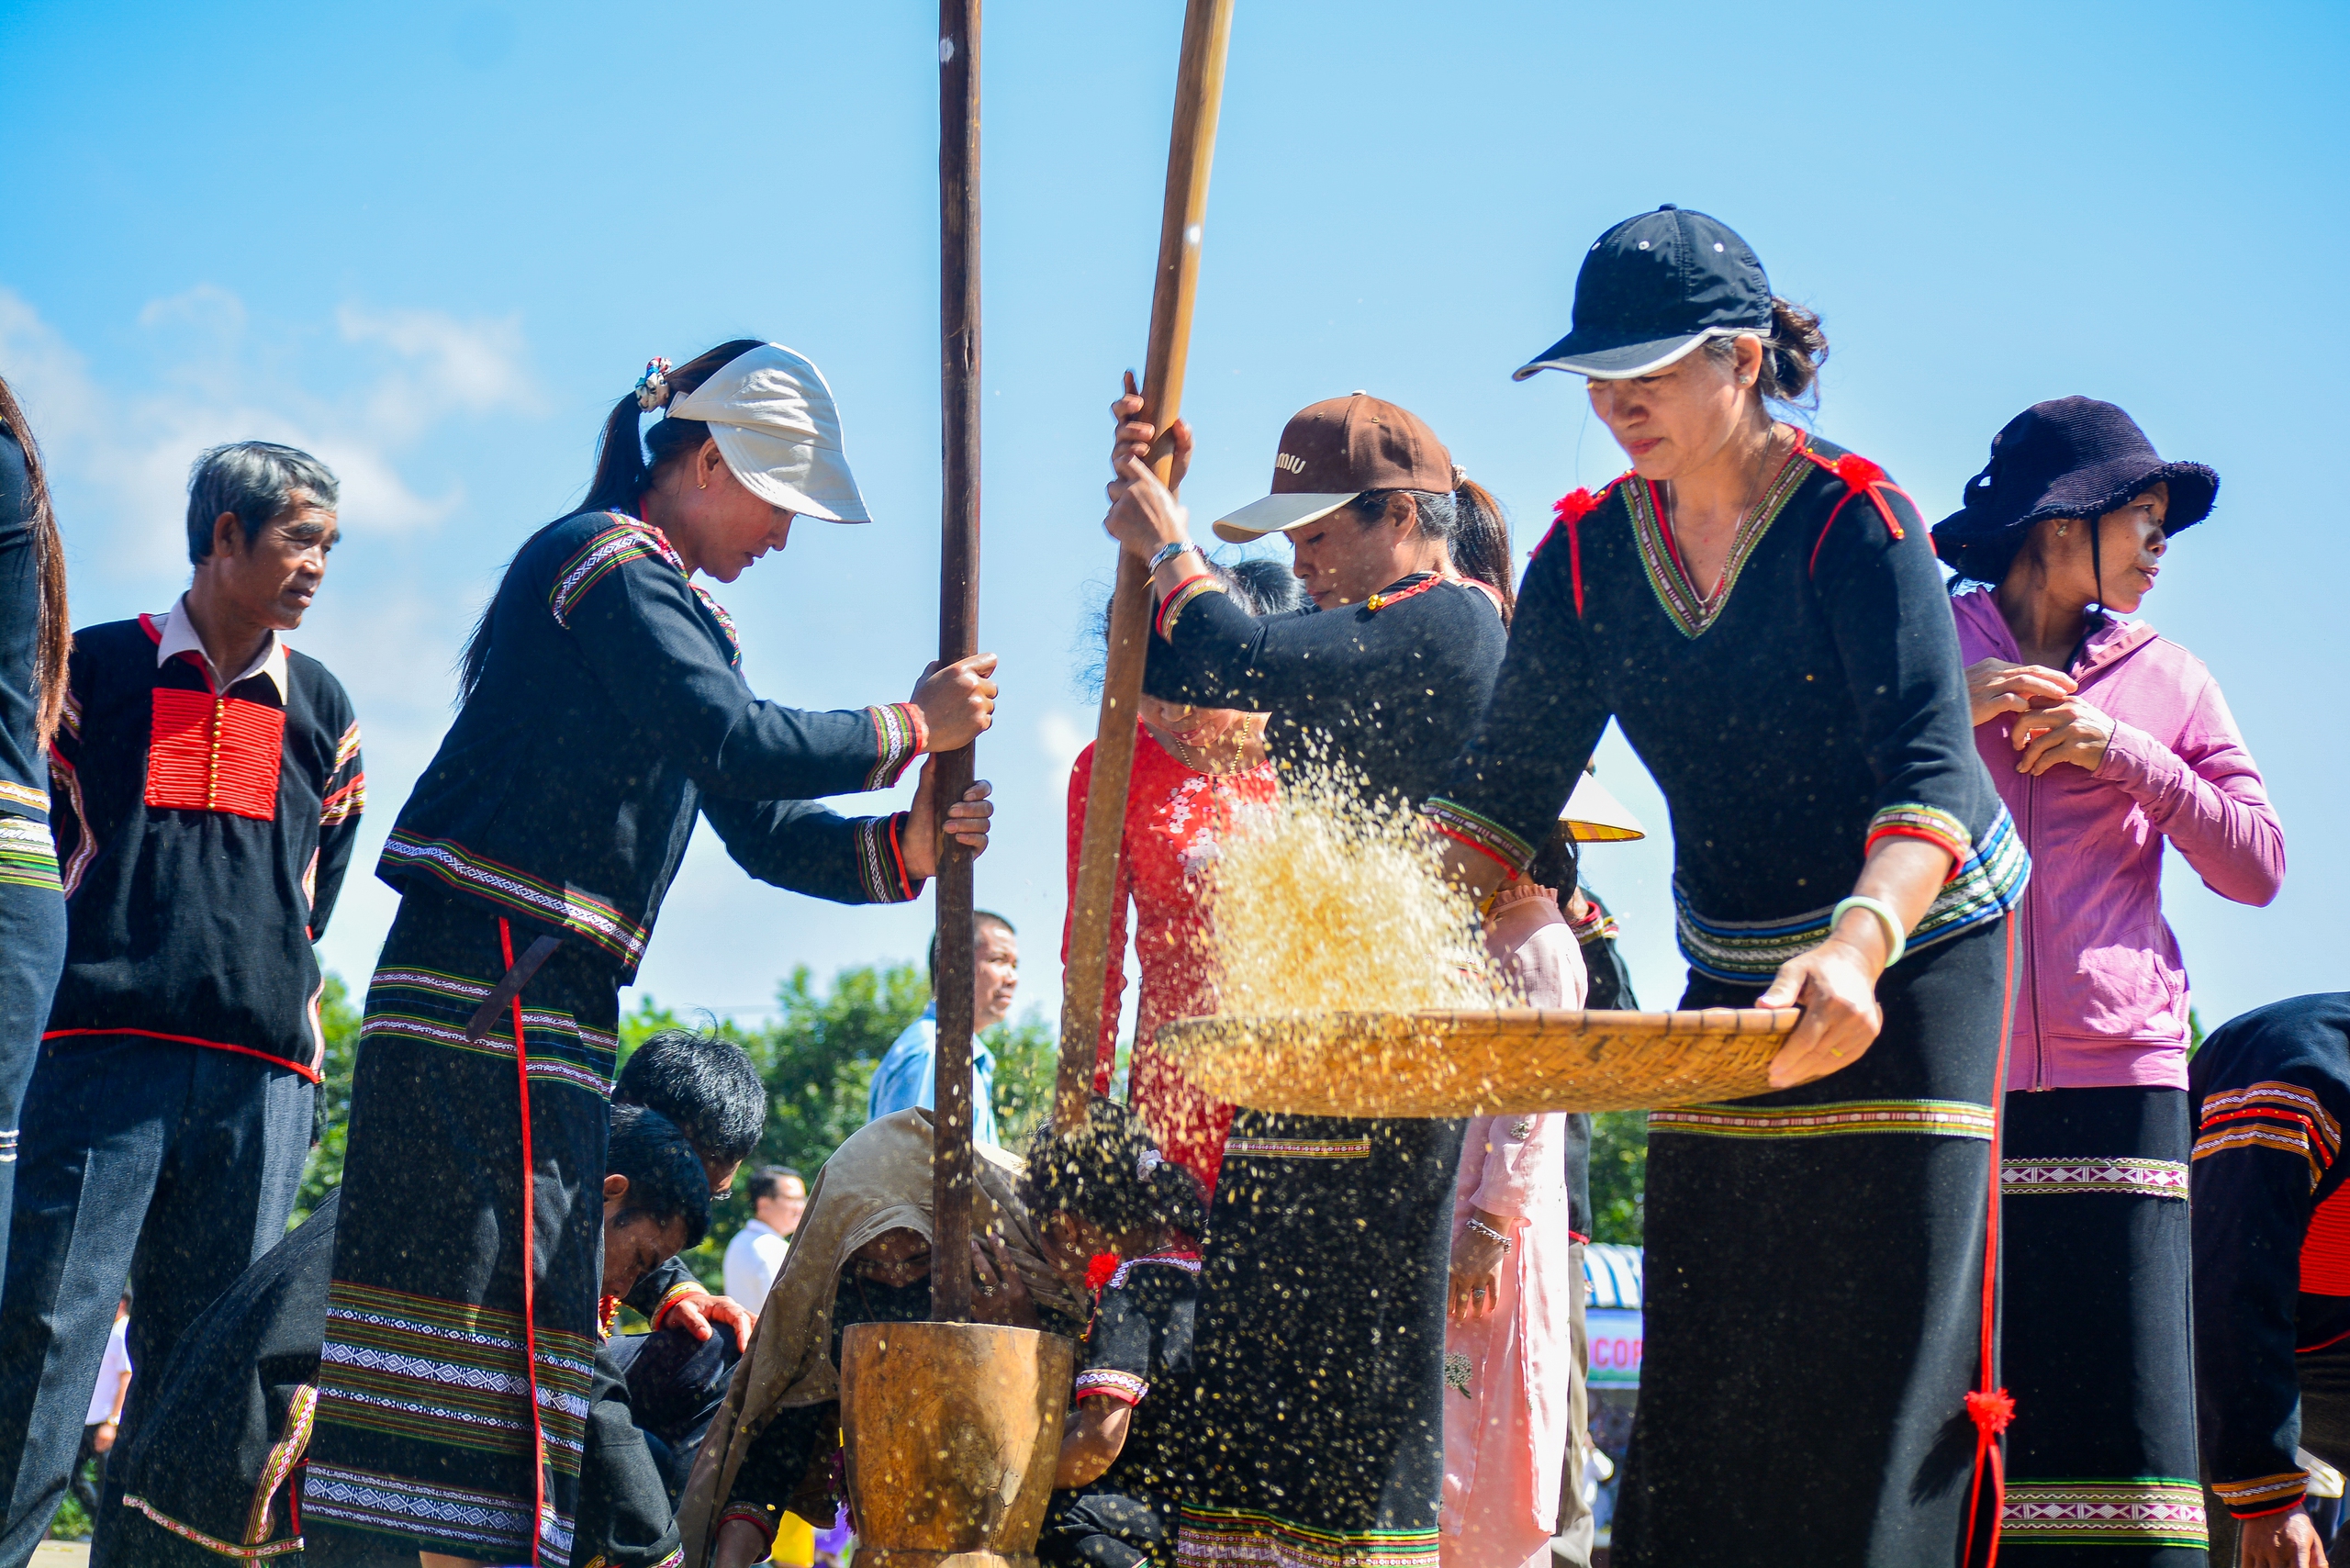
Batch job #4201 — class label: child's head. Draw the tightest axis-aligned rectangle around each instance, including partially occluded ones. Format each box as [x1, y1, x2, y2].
[603, 1103, 714, 1299]
[613, 1026, 766, 1195]
[1022, 1100, 1205, 1269]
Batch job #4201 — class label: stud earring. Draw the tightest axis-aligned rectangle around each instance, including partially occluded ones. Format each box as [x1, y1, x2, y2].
[2056, 523, 2068, 538]
[698, 475, 708, 491]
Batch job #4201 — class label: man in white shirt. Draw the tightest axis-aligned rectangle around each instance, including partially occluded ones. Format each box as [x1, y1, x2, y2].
[722, 1166, 805, 1306]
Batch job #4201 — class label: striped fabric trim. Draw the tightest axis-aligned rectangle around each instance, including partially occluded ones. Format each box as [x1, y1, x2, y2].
[2211, 1470, 2310, 1518]
[1421, 798, 1536, 877]
[1157, 575, 1225, 640]
[1651, 1099, 1997, 1141]
[301, 1462, 566, 1560]
[47, 747, 95, 897]
[2001, 1479, 2207, 1546]
[243, 1383, 317, 1548]
[360, 966, 617, 1097]
[58, 689, 80, 741]
[1674, 805, 2027, 980]
[380, 830, 649, 968]
[2197, 1081, 2342, 1190]
[319, 773, 366, 827]
[1106, 1251, 1203, 1292]
[548, 514, 685, 627]
[853, 814, 916, 903]
[1225, 1137, 1371, 1160]
[691, 585, 741, 666]
[332, 721, 363, 770]
[581, 1553, 685, 1568]
[1865, 803, 1973, 868]
[121, 1495, 306, 1559]
[1907, 806, 2029, 949]
[1073, 1368, 1150, 1406]
[2000, 1158, 2189, 1200]
[1626, 445, 1812, 639]
[863, 704, 923, 791]
[0, 814, 61, 893]
[317, 1281, 596, 1471]
[0, 779, 49, 813]
[1178, 1507, 1438, 1568]
[0, 1130, 17, 1165]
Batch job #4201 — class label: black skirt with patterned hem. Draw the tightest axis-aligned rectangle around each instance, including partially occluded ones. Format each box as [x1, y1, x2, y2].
[300, 885, 621, 1565]
[1173, 1112, 1465, 1568]
[1998, 1086, 2205, 1563]
[1614, 917, 2009, 1568]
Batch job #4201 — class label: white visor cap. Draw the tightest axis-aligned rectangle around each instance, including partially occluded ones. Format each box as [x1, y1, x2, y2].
[666, 344, 871, 523]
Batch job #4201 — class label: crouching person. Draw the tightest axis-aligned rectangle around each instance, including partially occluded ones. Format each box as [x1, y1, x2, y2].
[679, 1108, 1093, 1568]
[108, 1103, 711, 1568]
[2192, 993, 2350, 1568]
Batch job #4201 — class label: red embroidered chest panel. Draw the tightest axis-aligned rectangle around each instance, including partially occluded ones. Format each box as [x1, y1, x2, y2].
[145, 687, 285, 820]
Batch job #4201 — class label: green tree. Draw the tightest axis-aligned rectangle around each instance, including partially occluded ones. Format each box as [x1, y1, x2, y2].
[624, 962, 1058, 1291]
[1587, 1110, 1648, 1244]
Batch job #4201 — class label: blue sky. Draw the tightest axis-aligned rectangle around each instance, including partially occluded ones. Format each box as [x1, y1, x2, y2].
[2, 0, 2342, 1036]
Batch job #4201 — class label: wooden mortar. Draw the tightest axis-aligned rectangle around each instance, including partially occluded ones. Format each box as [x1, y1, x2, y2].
[840, 1321, 1079, 1568]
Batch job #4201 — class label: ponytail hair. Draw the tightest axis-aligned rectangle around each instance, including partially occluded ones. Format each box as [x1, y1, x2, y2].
[456, 338, 765, 703]
[1706, 297, 1829, 410]
[0, 375, 69, 748]
[1023, 1099, 1205, 1241]
[1446, 477, 1515, 626]
[1348, 476, 1516, 627]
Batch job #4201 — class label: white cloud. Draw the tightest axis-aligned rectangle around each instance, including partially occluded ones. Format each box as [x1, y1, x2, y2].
[0, 286, 539, 574]
[1039, 709, 1090, 804]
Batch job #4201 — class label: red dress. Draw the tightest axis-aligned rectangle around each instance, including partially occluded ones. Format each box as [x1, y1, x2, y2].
[1063, 724, 1276, 1194]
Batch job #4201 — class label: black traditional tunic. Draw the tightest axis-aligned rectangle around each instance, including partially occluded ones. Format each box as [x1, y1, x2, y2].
[111, 1190, 684, 1568]
[2190, 993, 2350, 1551]
[1146, 570, 1505, 1568]
[1427, 435, 2028, 1568]
[1043, 1250, 1203, 1568]
[306, 510, 924, 1564]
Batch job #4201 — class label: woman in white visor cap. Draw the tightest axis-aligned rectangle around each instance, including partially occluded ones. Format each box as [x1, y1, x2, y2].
[299, 340, 999, 1568]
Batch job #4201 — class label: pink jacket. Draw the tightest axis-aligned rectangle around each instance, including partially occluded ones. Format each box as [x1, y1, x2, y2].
[1951, 589, 2285, 1091]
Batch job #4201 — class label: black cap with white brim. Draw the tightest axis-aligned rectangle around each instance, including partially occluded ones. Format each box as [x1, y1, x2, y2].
[1515, 206, 1775, 382]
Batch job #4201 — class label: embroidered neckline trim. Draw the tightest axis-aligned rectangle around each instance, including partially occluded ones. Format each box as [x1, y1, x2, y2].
[1628, 434, 1814, 638]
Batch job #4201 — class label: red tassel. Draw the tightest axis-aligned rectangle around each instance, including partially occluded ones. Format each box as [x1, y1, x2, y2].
[1833, 454, 1886, 491]
[1084, 1253, 1121, 1295]
[1966, 1387, 2016, 1434]
[1552, 487, 1603, 527]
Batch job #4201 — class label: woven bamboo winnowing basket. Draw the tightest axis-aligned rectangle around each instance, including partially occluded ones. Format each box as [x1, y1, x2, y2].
[1155, 1007, 1800, 1117]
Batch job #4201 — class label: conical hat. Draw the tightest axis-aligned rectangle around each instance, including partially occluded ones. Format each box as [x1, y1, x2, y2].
[1562, 770, 1644, 843]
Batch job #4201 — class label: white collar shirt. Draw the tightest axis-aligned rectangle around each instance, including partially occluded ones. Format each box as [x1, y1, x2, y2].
[152, 593, 289, 700]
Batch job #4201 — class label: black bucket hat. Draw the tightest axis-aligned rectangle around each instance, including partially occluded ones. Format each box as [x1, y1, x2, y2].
[1931, 397, 2218, 568]
[1515, 205, 1774, 381]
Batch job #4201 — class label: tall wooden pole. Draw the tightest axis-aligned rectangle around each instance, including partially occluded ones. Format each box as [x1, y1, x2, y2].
[933, 0, 981, 1325]
[1056, 0, 1238, 1133]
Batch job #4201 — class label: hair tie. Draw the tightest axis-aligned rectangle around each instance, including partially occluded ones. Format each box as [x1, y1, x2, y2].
[1450, 465, 1469, 489]
[1136, 1148, 1163, 1182]
[634, 357, 675, 412]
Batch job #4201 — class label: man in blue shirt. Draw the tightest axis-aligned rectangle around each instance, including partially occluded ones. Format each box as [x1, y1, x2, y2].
[867, 910, 1018, 1147]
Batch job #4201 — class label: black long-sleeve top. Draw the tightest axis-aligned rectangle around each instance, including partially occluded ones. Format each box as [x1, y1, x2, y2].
[45, 616, 363, 1079]
[1144, 572, 1507, 807]
[0, 426, 49, 824]
[2190, 992, 2350, 1520]
[1428, 436, 2024, 984]
[383, 511, 927, 974]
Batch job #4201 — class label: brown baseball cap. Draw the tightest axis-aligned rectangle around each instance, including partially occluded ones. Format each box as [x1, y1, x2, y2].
[1210, 393, 1457, 542]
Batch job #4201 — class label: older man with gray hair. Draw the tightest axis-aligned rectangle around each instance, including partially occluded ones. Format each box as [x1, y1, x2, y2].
[0, 441, 363, 1562]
